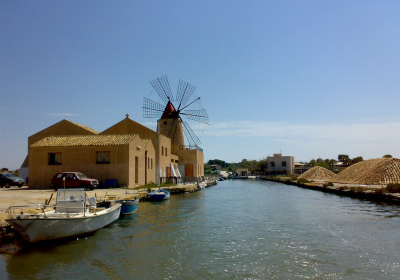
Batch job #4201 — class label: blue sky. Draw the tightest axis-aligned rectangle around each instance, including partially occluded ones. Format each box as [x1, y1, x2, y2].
[1, 1, 400, 169]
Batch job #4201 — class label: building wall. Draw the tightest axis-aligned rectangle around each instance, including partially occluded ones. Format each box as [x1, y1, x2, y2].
[101, 117, 172, 179]
[143, 139, 156, 185]
[176, 148, 204, 177]
[28, 136, 149, 188]
[236, 168, 249, 176]
[266, 154, 294, 174]
[26, 116, 204, 188]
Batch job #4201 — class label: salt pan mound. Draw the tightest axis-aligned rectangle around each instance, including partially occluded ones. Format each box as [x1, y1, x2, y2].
[329, 158, 400, 185]
[298, 166, 336, 180]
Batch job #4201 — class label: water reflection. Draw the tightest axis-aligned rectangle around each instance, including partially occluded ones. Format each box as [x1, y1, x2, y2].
[2, 181, 400, 279]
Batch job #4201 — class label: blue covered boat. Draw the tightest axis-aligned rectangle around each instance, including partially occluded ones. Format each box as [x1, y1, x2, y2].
[115, 199, 139, 215]
[148, 189, 170, 201]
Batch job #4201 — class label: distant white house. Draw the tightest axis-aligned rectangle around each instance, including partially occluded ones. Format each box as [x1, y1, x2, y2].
[294, 162, 309, 174]
[266, 154, 294, 175]
[210, 164, 221, 170]
[236, 168, 249, 176]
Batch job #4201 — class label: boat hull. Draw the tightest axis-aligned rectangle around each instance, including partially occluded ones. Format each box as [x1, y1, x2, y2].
[7, 204, 121, 243]
[116, 199, 139, 215]
[148, 190, 170, 201]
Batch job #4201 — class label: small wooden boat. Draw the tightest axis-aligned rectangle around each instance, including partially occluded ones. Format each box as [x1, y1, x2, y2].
[148, 189, 170, 201]
[115, 198, 139, 215]
[6, 188, 121, 243]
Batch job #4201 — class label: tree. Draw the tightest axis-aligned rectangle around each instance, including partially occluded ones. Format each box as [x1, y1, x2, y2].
[1, 168, 8, 171]
[204, 163, 212, 174]
[239, 159, 250, 169]
[228, 163, 236, 172]
[383, 154, 393, 158]
[207, 159, 229, 168]
[257, 158, 268, 174]
[352, 156, 363, 164]
[338, 154, 349, 163]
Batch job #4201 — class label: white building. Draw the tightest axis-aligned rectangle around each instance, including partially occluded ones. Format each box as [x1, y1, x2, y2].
[266, 154, 294, 175]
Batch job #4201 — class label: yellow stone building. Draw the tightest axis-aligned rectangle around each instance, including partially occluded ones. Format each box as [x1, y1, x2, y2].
[25, 115, 204, 188]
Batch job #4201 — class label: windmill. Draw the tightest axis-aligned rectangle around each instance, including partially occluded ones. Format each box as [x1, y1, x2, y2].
[143, 75, 210, 154]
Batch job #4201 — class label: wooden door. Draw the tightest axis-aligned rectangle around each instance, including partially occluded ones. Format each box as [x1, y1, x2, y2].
[185, 165, 193, 177]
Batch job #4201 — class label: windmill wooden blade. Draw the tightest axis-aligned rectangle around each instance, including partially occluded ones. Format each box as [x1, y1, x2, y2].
[181, 121, 201, 147]
[181, 109, 210, 125]
[176, 79, 196, 110]
[143, 98, 164, 118]
[150, 75, 174, 104]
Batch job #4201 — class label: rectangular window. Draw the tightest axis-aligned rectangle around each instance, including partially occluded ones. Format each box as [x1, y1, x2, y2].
[148, 158, 150, 169]
[162, 146, 164, 156]
[151, 158, 153, 169]
[165, 147, 167, 157]
[271, 161, 275, 167]
[282, 161, 287, 167]
[96, 151, 110, 164]
[135, 157, 139, 183]
[48, 153, 62, 165]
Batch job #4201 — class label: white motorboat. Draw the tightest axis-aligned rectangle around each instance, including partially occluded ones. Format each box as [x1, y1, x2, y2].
[197, 181, 207, 189]
[6, 188, 121, 243]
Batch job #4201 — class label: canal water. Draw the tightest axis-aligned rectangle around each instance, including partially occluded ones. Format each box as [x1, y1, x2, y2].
[1, 180, 400, 279]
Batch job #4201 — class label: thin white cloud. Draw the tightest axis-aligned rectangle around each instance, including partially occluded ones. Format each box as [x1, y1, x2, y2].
[196, 121, 400, 142]
[142, 122, 157, 126]
[196, 120, 400, 161]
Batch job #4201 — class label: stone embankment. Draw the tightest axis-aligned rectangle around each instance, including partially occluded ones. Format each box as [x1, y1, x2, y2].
[263, 176, 400, 204]
[268, 158, 400, 204]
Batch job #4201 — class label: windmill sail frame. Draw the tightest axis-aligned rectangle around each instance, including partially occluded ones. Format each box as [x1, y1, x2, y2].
[143, 76, 209, 151]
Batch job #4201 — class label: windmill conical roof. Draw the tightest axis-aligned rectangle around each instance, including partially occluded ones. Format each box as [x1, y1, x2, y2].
[161, 101, 175, 119]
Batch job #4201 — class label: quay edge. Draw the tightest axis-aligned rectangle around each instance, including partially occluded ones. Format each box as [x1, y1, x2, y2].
[262, 176, 400, 205]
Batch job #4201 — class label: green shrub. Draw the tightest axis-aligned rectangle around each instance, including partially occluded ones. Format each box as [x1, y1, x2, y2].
[297, 178, 311, 185]
[386, 183, 400, 193]
[355, 187, 367, 193]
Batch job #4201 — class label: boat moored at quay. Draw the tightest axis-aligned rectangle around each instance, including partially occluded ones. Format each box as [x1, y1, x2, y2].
[5, 188, 121, 243]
